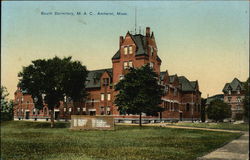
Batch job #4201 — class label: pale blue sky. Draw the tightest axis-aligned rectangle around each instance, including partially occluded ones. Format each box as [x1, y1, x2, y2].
[2, 1, 249, 99]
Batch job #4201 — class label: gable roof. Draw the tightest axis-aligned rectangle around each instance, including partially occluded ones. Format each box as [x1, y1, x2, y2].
[112, 33, 161, 61]
[178, 76, 196, 92]
[222, 78, 244, 93]
[86, 68, 112, 89]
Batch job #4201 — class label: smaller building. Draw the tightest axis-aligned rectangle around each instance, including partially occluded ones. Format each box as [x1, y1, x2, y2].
[206, 94, 224, 106]
[222, 78, 245, 120]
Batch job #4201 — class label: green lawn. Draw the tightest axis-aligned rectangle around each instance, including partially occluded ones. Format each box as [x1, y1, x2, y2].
[1, 121, 242, 160]
[168, 122, 249, 131]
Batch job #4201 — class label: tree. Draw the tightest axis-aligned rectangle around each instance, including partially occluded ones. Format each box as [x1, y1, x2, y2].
[114, 64, 164, 127]
[200, 98, 206, 122]
[18, 56, 88, 127]
[243, 77, 249, 122]
[206, 99, 231, 122]
[1, 86, 14, 121]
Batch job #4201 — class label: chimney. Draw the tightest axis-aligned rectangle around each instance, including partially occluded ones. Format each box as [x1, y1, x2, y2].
[146, 27, 150, 37]
[119, 36, 124, 48]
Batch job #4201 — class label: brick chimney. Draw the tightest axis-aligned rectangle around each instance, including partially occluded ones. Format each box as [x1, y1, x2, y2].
[146, 27, 150, 37]
[119, 36, 124, 48]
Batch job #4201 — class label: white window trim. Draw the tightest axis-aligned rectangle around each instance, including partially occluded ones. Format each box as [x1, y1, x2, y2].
[124, 47, 128, 55]
[107, 93, 111, 101]
[101, 93, 105, 101]
[129, 46, 133, 54]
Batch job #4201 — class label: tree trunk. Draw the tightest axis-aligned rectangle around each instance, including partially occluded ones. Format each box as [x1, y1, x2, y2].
[139, 112, 142, 127]
[50, 107, 54, 128]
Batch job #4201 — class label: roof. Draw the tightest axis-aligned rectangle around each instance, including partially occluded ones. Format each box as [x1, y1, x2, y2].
[112, 33, 161, 61]
[222, 78, 244, 93]
[178, 76, 196, 92]
[206, 94, 224, 105]
[86, 68, 112, 89]
[190, 81, 197, 89]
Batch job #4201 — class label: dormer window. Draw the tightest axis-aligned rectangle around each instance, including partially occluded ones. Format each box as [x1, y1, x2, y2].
[228, 89, 231, 95]
[124, 47, 128, 55]
[129, 46, 133, 54]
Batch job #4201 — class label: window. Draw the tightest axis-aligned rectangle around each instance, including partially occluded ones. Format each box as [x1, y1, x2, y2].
[103, 78, 109, 86]
[64, 108, 66, 112]
[107, 107, 111, 115]
[21, 97, 24, 103]
[77, 108, 80, 112]
[91, 99, 94, 106]
[33, 108, 36, 115]
[228, 97, 232, 102]
[174, 88, 177, 96]
[237, 97, 241, 103]
[100, 106, 105, 115]
[69, 108, 72, 112]
[228, 89, 231, 95]
[128, 61, 133, 68]
[237, 89, 240, 94]
[149, 62, 154, 68]
[107, 93, 111, 101]
[123, 61, 129, 69]
[124, 47, 128, 55]
[186, 103, 190, 112]
[129, 46, 133, 54]
[101, 94, 104, 101]
[170, 103, 173, 111]
[164, 86, 169, 94]
[150, 46, 154, 56]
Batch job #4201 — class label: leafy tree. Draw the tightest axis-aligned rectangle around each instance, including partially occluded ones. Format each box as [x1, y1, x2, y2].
[114, 64, 164, 126]
[206, 99, 231, 122]
[200, 98, 206, 122]
[1, 86, 14, 121]
[243, 77, 249, 122]
[18, 56, 88, 127]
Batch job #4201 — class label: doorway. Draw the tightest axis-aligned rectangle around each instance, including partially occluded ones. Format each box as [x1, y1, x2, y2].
[25, 111, 30, 119]
[179, 113, 183, 121]
[55, 111, 60, 120]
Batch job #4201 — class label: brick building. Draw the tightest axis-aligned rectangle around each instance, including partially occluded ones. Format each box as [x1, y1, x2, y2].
[222, 78, 245, 120]
[14, 27, 201, 122]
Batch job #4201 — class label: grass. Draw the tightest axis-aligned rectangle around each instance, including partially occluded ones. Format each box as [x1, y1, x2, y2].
[167, 122, 249, 131]
[1, 121, 242, 160]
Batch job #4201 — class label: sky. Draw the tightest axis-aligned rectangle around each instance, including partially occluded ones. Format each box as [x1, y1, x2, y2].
[1, 1, 249, 99]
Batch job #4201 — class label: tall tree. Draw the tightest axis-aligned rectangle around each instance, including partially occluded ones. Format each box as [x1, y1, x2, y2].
[114, 64, 164, 126]
[1, 86, 14, 121]
[243, 77, 249, 122]
[18, 56, 88, 127]
[200, 98, 206, 122]
[206, 99, 231, 122]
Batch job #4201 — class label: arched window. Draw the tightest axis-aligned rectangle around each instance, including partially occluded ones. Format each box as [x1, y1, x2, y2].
[186, 103, 190, 112]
